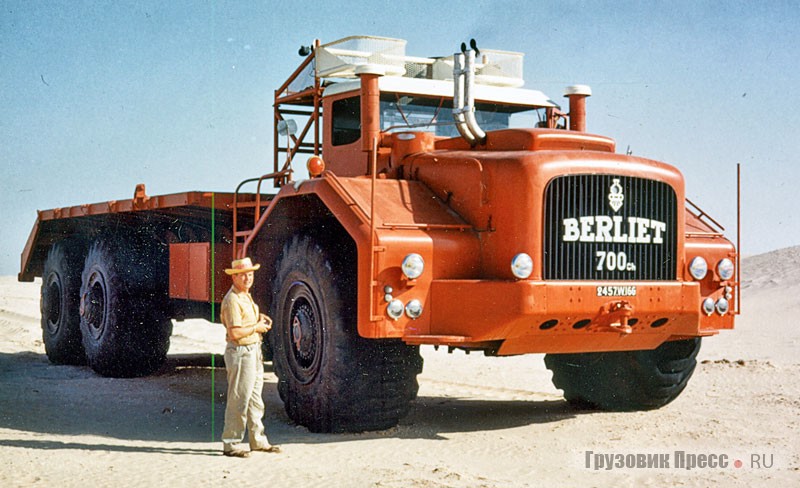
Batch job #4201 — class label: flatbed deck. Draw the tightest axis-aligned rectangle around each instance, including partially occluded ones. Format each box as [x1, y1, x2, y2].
[19, 188, 265, 282]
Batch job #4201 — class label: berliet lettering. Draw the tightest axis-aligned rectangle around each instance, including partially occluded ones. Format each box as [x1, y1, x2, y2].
[562, 215, 667, 244]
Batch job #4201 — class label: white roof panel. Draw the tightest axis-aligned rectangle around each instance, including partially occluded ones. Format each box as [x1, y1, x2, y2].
[324, 77, 557, 108]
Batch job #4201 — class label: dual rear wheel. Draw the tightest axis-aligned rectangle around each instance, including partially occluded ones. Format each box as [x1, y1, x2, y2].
[40, 236, 171, 377]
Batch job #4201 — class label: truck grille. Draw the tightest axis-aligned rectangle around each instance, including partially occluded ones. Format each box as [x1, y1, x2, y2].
[543, 174, 677, 281]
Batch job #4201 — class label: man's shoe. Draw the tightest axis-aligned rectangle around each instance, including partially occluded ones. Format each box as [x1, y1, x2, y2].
[252, 445, 281, 454]
[223, 449, 251, 458]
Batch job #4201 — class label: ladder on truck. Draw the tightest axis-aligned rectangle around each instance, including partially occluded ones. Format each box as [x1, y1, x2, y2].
[232, 41, 323, 259]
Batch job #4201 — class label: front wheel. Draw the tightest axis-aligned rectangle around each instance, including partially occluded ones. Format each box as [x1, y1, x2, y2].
[270, 234, 423, 433]
[545, 338, 701, 411]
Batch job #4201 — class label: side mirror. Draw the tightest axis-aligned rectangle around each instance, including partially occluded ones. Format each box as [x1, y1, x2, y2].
[277, 119, 298, 137]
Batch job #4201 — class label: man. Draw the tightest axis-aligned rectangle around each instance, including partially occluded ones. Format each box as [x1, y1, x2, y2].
[220, 257, 280, 458]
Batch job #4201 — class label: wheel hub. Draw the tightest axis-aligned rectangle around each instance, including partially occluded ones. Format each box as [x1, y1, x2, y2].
[83, 272, 107, 340]
[283, 281, 324, 385]
[290, 300, 317, 368]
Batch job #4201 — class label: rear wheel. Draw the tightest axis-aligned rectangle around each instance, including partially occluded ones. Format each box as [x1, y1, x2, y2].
[545, 338, 701, 411]
[79, 238, 172, 377]
[41, 240, 87, 365]
[270, 234, 423, 433]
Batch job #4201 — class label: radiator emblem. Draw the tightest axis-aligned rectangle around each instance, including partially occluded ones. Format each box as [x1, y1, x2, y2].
[608, 178, 624, 212]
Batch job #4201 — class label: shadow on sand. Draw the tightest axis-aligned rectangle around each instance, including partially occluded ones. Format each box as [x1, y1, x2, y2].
[0, 351, 577, 448]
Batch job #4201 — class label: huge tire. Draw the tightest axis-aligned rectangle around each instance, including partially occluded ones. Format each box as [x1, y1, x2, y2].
[545, 338, 701, 411]
[79, 238, 172, 378]
[41, 239, 87, 365]
[261, 337, 273, 362]
[270, 234, 423, 433]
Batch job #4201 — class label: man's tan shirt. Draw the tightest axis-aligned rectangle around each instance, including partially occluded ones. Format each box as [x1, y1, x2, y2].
[221, 286, 261, 346]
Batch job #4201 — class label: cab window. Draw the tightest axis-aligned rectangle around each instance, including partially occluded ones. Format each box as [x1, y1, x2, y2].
[332, 97, 361, 146]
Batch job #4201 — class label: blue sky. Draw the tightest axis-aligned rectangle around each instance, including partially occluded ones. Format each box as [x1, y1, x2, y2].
[2, 1, 798, 275]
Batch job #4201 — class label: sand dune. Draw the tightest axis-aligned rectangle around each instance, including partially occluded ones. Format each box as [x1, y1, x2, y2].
[1, 248, 798, 486]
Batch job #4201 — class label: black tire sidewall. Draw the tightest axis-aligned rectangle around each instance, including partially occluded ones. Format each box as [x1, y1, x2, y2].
[269, 234, 422, 433]
[545, 338, 702, 411]
[41, 240, 86, 365]
[270, 235, 352, 431]
[79, 239, 170, 378]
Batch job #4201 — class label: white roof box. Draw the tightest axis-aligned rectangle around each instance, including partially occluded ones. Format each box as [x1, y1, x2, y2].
[316, 36, 407, 78]
[314, 36, 526, 88]
[433, 49, 524, 88]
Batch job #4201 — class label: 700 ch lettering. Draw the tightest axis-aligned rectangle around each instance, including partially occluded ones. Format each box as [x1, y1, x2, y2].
[596, 251, 636, 272]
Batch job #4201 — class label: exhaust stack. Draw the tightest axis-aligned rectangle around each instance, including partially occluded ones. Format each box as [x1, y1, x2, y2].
[453, 49, 486, 146]
[357, 64, 386, 152]
[564, 85, 592, 132]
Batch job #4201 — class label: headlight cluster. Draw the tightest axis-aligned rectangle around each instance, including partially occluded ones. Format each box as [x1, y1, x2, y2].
[691, 256, 735, 317]
[385, 297, 424, 321]
[688, 256, 735, 281]
[385, 254, 427, 320]
[702, 297, 730, 316]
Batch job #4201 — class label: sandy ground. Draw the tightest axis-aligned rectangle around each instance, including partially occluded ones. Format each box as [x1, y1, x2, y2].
[1, 248, 799, 487]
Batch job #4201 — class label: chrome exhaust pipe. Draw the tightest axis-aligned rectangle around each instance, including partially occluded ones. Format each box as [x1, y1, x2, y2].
[452, 52, 476, 144]
[463, 49, 486, 144]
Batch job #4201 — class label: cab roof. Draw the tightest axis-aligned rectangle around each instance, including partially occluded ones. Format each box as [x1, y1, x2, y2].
[323, 76, 558, 109]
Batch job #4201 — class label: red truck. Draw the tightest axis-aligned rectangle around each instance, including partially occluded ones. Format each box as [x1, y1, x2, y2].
[20, 36, 739, 432]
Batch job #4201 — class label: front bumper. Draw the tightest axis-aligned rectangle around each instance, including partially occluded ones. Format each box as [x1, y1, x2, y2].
[402, 280, 732, 355]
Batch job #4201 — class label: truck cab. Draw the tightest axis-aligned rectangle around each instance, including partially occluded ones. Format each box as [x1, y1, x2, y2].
[252, 36, 738, 429]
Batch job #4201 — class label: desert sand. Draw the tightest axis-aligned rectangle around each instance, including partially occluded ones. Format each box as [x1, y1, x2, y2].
[1, 248, 798, 487]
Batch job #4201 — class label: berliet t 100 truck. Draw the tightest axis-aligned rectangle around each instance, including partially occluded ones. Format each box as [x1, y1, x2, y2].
[19, 36, 739, 433]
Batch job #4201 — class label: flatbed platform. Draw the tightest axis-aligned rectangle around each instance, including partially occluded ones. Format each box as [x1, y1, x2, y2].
[19, 187, 267, 282]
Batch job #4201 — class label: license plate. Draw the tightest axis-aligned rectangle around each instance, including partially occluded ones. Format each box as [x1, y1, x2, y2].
[596, 285, 637, 297]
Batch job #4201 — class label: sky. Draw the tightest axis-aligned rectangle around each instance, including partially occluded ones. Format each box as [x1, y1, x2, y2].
[1, 0, 798, 276]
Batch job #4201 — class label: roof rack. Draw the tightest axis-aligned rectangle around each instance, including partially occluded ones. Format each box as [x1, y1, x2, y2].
[312, 35, 525, 87]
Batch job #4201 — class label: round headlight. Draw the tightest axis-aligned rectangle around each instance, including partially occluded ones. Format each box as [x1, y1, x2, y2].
[405, 299, 423, 319]
[689, 256, 708, 280]
[511, 253, 533, 280]
[702, 297, 716, 316]
[716, 297, 729, 315]
[386, 299, 404, 321]
[717, 258, 734, 281]
[401, 254, 425, 280]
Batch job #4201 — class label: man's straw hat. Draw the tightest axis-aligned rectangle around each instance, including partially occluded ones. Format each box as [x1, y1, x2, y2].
[225, 257, 261, 275]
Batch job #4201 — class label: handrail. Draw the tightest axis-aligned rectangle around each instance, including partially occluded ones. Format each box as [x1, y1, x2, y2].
[369, 137, 381, 322]
[685, 197, 725, 233]
[276, 47, 317, 97]
[232, 170, 289, 258]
